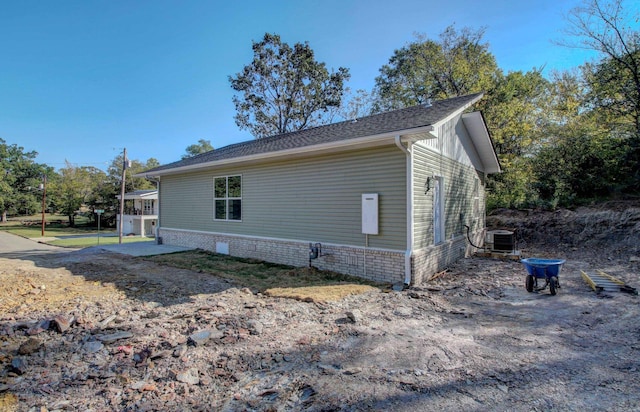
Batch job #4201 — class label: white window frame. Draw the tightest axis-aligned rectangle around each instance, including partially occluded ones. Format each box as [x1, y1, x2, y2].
[213, 175, 242, 222]
[143, 199, 154, 214]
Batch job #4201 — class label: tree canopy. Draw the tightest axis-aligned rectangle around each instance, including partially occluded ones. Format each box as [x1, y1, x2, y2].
[371, 25, 551, 209]
[552, 0, 640, 196]
[374, 26, 500, 111]
[229, 33, 351, 139]
[564, 0, 640, 133]
[0, 138, 50, 221]
[50, 161, 104, 226]
[182, 139, 214, 159]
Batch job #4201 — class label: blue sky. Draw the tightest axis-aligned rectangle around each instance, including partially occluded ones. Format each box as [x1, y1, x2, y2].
[0, 0, 612, 170]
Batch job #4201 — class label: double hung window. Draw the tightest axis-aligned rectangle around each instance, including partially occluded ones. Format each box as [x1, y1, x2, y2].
[214, 176, 242, 221]
[143, 200, 154, 214]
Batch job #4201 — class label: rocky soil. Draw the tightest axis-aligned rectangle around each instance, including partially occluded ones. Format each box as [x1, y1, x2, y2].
[1, 203, 640, 411]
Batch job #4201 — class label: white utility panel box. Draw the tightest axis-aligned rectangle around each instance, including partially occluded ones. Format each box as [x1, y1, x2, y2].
[362, 193, 379, 235]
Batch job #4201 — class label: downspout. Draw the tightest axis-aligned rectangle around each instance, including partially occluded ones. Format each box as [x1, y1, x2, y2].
[394, 135, 413, 286]
[146, 175, 160, 239]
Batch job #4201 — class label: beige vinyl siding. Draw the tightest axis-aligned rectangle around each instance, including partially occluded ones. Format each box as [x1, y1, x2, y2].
[412, 118, 486, 250]
[160, 146, 407, 250]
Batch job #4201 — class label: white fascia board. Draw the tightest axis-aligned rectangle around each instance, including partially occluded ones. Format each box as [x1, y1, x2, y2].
[429, 93, 484, 132]
[462, 111, 501, 174]
[116, 192, 158, 200]
[135, 191, 158, 198]
[139, 125, 437, 177]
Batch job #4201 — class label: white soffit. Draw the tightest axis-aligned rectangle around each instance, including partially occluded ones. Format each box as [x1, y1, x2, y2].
[136, 125, 437, 177]
[462, 112, 501, 174]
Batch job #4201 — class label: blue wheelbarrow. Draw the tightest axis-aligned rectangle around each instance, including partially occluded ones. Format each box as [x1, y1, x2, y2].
[521, 258, 566, 296]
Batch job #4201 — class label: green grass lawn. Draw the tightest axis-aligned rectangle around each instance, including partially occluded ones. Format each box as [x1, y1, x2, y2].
[49, 236, 155, 248]
[0, 226, 114, 238]
[1, 213, 154, 248]
[0, 213, 112, 238]
[2, 213, 91, 225]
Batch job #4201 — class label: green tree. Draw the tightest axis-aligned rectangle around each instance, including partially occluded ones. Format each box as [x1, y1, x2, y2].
[564, 0, 640, 134]
[563, 0, 640, 191]
[373, 26, 500, 111]
[481, 70, 550, 210]
[106, 156, 157, 192]
[50, 161, 98, 226]
[544, 70, 587, 127]
[533, 122, 627, 206]
[182, 139, 214, 159]
[372, 27, 551, 209]
[82, 167, 109, 218]
[482, 70, 549, 157]
[529, 67, 636, 205]
[0, 139, 50, 221]
[229, 33, 351, 139]
[336, 88, 375, 121]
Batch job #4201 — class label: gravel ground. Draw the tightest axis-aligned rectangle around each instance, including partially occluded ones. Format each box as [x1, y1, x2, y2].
[1, 205, 639, 411]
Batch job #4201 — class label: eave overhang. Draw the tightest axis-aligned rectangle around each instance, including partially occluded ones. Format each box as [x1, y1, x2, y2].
[116, 191, 158, 200]
[461, 112, 501, 174]
[135, 125, 437, 178]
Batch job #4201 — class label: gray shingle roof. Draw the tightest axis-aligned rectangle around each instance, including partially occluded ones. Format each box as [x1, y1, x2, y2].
[146, 93, 482, 174]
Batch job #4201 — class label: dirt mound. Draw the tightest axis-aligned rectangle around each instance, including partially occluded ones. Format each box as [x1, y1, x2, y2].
[487, 200, 640, 258]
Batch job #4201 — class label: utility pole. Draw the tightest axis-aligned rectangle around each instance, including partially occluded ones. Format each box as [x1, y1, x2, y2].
[118, 148, 127, 245]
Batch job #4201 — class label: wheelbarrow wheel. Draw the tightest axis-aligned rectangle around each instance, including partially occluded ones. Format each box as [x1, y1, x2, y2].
[549, 276, 558, 296]
[525, 275, 534, 293]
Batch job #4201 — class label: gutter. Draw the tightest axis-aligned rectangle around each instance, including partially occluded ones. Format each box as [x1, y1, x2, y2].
[394, 135, 413, 286]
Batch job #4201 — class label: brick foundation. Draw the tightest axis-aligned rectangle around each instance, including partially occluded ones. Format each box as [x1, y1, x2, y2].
[158, 228, 406, 284]
[158, 227, 484, 285]
[411, 229, 485, 284]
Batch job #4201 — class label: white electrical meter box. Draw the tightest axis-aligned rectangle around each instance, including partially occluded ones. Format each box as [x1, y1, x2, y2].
[361, 193, 379, 235]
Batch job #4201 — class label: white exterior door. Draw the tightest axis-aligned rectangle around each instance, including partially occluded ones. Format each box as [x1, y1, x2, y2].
[123, 218, 133, 235]
[433, 177, 444, 244]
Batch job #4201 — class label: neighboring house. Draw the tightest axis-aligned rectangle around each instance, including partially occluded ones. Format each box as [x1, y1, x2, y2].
[139, 93, 500, 285]
[115, 190, 158, 237]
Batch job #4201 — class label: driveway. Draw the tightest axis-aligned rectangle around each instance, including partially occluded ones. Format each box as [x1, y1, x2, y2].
[0, 231, 192, 259]
[0, 231, 75, 258]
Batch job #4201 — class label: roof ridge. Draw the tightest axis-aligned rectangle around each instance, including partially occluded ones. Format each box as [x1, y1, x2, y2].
[143, 93, 484, 175]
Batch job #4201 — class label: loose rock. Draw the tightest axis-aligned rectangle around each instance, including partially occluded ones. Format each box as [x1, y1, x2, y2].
[83, 341, 104, 353]
[27, 319, 49, 335]
[10, 357, 27, 375]
[18, 337, 42, 355]
[394, 306, 412, 317]
[246, 319, 264, 335]
[345, 309, 362, 323]
[96, 331, 133, 343]
[176, 368, 200, 385]
[51, 314, 73, 333]
[188, 329, 223, 346]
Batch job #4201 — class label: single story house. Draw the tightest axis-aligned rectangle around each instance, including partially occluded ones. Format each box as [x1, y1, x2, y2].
[115, 190, 158, 237]
[139, 93, 500, 285]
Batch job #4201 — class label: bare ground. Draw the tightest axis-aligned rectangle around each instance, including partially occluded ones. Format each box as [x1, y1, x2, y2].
[1, 203, 639, 411]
